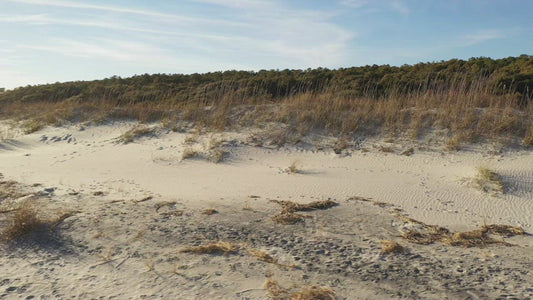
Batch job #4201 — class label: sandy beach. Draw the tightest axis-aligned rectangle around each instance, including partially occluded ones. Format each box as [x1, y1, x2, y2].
[0, 122, 532, 299]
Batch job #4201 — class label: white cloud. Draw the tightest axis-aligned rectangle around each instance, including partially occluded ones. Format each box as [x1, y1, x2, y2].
[462, 30, 506, 46]
[7, 0, 244, 26]
[390, 0, 409, 16]
[341, 0, 369, 9]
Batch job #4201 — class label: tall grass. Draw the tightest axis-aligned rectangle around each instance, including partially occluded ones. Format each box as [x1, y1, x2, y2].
[1, 77, 531, 147]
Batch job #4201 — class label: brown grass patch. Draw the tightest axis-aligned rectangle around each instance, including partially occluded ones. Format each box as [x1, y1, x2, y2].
[473, 167, 504, 194]
[179, 241, 239, 255]
[202, 208, 218, 215]
[265, 278, 336, 300]
[271, 212, 308, 225]
[0, 201, 76, 243]
[265, 278, 289, 300]
[120, 125, 155, 143]
[270, 199, 338, 214]
[397, 214, 525, 247]
[270, 199, 338, 225]
[290, 286, 336, 300]
[380, 240, 405, 254]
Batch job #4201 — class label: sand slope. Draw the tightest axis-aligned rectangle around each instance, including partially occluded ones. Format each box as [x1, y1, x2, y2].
[1, 122, 532, 299]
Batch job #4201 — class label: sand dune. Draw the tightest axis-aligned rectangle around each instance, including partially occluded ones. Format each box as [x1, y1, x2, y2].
[1, 122, 532, 299]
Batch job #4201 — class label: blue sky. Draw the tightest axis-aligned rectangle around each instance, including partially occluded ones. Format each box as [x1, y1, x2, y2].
[1, 0, 532, 89]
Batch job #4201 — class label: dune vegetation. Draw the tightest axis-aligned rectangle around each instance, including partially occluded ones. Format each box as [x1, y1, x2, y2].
[1, 55, 532, 148]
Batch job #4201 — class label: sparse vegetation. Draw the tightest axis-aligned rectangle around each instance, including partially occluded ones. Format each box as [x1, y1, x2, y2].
[397, 214, 525, 247]
[179, 241, 239, 255]
[380, 240, 405, 254]
[181, 148, 198, 160]
[472, 167, 504, 194]
[119, 125, 155, 143]
[265, 278, 336, 300]
[0, 200, 74, 243]
[201, 208, 218, 215]
[286, 161, 301, 174]
[270, 199, 338, 225]
[21, 119, 44, 134]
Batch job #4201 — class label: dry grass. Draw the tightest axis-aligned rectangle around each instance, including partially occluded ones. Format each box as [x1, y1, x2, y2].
[201, 208, 218, 215]
[286, 161, 301, 174]
[208, 148, 227, 163]
[179, 241, 239, 255]
[265, 278, 289, 300]
[21, 119, 44, 134]
[0, 180, 27, 201]
[397, 214, 525, 247]
[119, 125, 155, 143]
[181, 148, 198, 160]
[265, 278, 336, 300]
[290, 286, 336, 300]
[248, 248, 278, 264]
[270, 199, 338, 225]
[2, 75, 532, 150]
[0, 201, 45, 242]
[473, 167, 504, 194]
[380, 240, 405, 254]
[271, 212, 308, 225]
[270, 199, 339, 214]
[0, 200, 75, 243]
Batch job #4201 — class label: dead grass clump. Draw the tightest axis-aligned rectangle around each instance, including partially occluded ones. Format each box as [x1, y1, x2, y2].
[181, 148, 199, 160]
[120, 125, 155, 143]
[290, 286, 337, 300]
[270, 199, 339, 214]
[265, 278, 289, 300]
[380, 240, 405, 254]
[483, 224, 525, 237]
[208, 148, 227, 163]
[265, 279, 336, 300]
[202, 208, 218, 215]
[473, 167, 504, 194]
[21, 119, 44, 134]
[378, 145, 394, 153]
[0, 201, 75, 243]
[270, 199, 338, 225]
[179, 241, 239, 255]
[397, 214, 525, 247]
[271, 212, 308, 225]
[0, 180, 27, 201]
[286, 161, 301, 174]
[1, 201, 44, 242]
[248, 248, 278, 264]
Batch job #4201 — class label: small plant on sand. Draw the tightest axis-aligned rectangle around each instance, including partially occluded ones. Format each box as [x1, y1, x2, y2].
[179, 241, 239, 255]
[473, 167, 504, 194]
[265, 278, 336, 300]
[0, 201, 44, 242]
[181, 148, 198, 160]
[120, 125, 155, 143]
[286, 160, 301, 174]
[208, 148, 228, 163]
[21, 119, 44, 134]
[380, 240, 405, 254]
[201, 208, 218, 215]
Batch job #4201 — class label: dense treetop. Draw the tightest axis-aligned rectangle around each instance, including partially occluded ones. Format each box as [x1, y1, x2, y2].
[1, 55, 531, 105]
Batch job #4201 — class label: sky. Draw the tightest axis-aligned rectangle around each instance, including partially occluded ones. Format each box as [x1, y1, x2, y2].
[0, 0, 532, 89]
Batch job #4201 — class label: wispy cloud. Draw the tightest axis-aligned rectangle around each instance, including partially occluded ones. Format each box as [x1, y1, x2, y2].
[341, 0, 369, 9]
[461, 30, 507, 46]
[390, 0, 409, 16]
[7, 0, 244, 26]
[191, 0, 274, 10]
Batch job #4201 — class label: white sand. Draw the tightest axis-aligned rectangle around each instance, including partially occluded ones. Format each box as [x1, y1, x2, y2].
[1, 122, 532, 299]
[2, 122, 532, 229]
